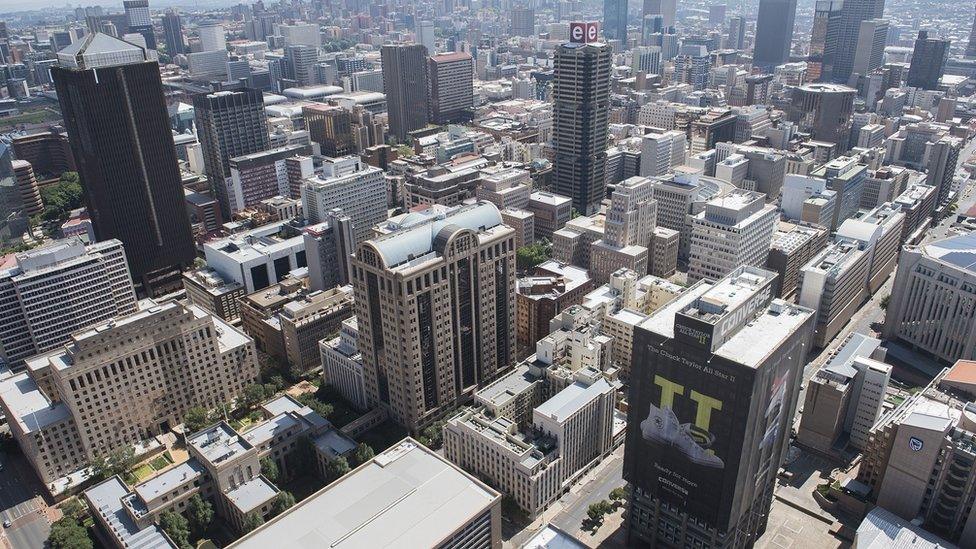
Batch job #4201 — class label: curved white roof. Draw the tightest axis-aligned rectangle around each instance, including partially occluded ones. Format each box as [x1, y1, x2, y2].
[369, 202, 503, 269]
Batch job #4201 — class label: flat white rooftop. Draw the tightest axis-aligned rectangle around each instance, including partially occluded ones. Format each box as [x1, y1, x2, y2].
[231, 439, 500, 548]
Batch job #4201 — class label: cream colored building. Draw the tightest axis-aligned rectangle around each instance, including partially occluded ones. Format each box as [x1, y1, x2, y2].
[352, 202, 516, 431]
[0, 301, 258, 485]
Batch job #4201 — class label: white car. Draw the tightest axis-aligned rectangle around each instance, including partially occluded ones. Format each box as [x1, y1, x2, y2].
[3, 520, 11, 528]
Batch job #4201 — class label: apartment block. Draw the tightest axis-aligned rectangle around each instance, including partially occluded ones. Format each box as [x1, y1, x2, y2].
[856, 365, 976, 546]
[182, 267, 247, 322]
[687, 189, 777, 283]
[84, 395, 355, 544]
[240, 279, 354, 374]
[477, 165, 533, 210]
[766, 221, 829, 300]
[320, 317, 369, 411]
[837, 203, 905, 293]
[352, 202, 516, 431]
[526, 191, 573, 241]
[0, 301, 257, 485]
[428, 52, 474, 124]
[797, 334, 891, 456]
[0, 238, 137, 371]
[649, 171, 733, 261]
[884, 232, 976, 363]
[300, 156, 387, 244]
[444, 364, 615, 518]
[203, 220, 307, 293]
[227, 144, 312, 214]
[302, 212, 356, 292]
[516, 261, 592, 358]
[648, 226, 679, 278]
[799, 239, 872, 348]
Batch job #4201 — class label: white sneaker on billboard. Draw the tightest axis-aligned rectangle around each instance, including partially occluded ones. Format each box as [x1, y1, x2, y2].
[641, 402, 680, 445]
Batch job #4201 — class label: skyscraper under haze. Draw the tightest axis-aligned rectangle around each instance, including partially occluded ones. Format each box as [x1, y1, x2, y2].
[644, 0, 676, 29]
[808, 0, 843, 81]
[123, 0, 156, 50]
[832, 0, 886, 82]
[194, 88, 271, 218]
[603, 0, 629, 43]
[161, 9, 185, 55]
[553, 25, 613, 215]
[907, 31, 950, 90]
[727, 16, 746, 50]
[52, 33, 195, 291]
[381, 44, 429, 142]
[753, 0, 797, 69]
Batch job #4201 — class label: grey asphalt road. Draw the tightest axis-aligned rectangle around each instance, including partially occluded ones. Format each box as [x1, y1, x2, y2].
[0, 445, 50, 549]
[551, 447, 625, 535]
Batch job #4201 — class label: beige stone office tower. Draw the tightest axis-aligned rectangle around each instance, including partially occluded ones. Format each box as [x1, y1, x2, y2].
[351, 202, 516, 431]
[0, 301, 257, 484]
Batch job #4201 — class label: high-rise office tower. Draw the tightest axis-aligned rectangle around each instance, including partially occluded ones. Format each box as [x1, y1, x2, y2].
[674, 49, 711, 90]
[123, 0, 155, 50]
[687, 189, 778, 283]
[511, 7, 536, 37]
[284, 44, 317, 86]
[194, 88, 271, 218]
[0, 21, 9, 63]
[553, 24, 613, 215]
[851, 18, 888, 76]
[632, 46, 662, 75]
[382, 44, 429, 142]
[52, 33, 194, 291]
[197, 22, 226, 52]
[0, 238, 138, 371]
[352, 202, 516, 431]
[709, 4, 728, 25]
[644, 0, 677, 29]
[967, 8, 976, 58]
[416, 20, 436, 53]
[625, 266, 815, 548]
[0, 144, 27, 246]
[304, 104, 355, 157]
[603, 0, 629, 43]
[428, 52, 474, 124]
[907, 31, 950, 90]
[808, 0, 843, 81]
[753, 0, 797, 69]
[788, 83, 856, 149]
[832, 0, 886, 82]
[643, 14, 665, 45]
[161, 9, 185, 55]
[727, 16, 746, 50]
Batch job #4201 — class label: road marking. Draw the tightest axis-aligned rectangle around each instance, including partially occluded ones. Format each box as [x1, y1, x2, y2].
[771, 533, 793, 548]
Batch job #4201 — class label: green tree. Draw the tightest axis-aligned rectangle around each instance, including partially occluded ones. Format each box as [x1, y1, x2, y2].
[184, 406, 210, 434]
[880, 293, 891, 310]
[38, 172, 85, 224]
[353, 443, 374, 466]
[47, 517, 93, 549]
[59, 498, 88, 521]
[586, 500, 613, 523]
[271, 491, 296, 516]
[325, 456, 350, 482]
[260, 456, 280, 483]
[159, 510, 192, 549]
[239, 383, 269, 411]
[297, 393, 333, 418]
[609, 487, 627, 506]
[418, 424, 444, 450]
[515, 241, 552, 272]
[242, 512, 265, 533]
[185, 495, 214, 541]
[90, 445, 136, 481]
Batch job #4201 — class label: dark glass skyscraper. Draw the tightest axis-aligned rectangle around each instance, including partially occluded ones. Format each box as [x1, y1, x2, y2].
[907, 31, 950, 90]
[808, 0, 843, 81]
[193, 88, 271, 218]
[52, 33, 194, 291]
[161, 9, 186, 55]
[603, 0, 629, 43]
[753, 0, 797, 69]
[381, 44, 430, 142]
[553, 31, 612, 215]
[832, 0, 885, 82]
